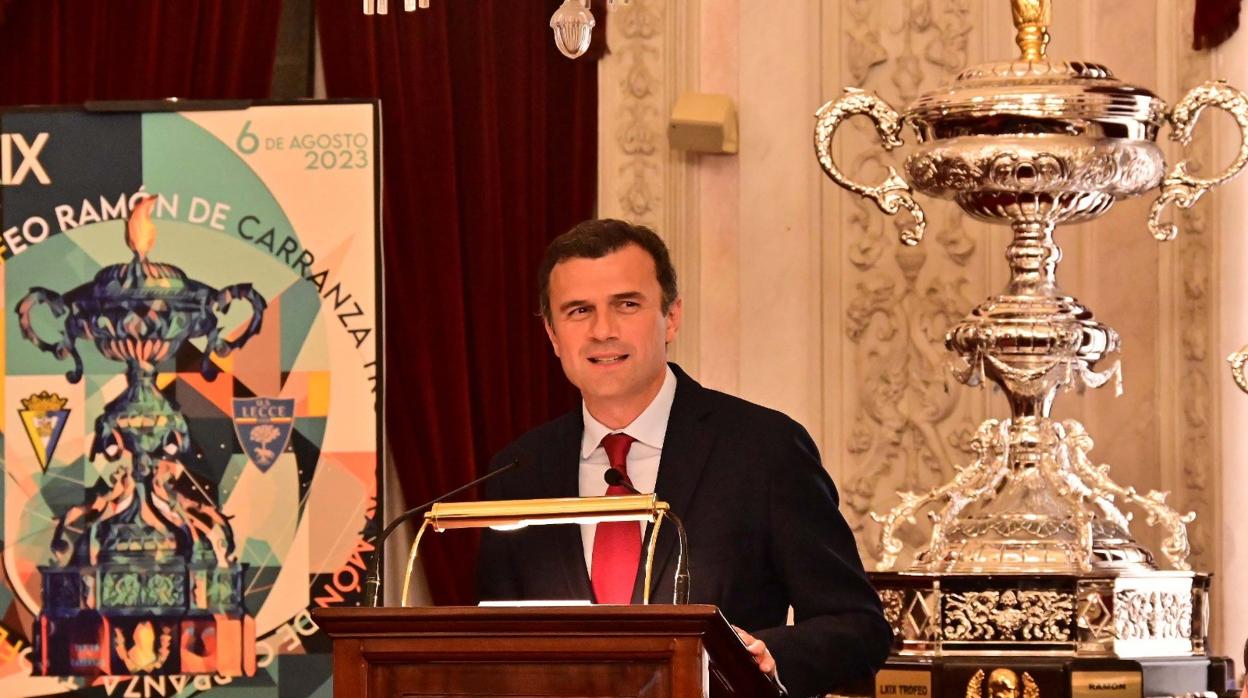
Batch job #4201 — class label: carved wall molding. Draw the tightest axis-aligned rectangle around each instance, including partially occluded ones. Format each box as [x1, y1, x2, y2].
[1151, 0, 1222, 648]
[607, 0, 664, 226]
[1169, 1, 1219, 575]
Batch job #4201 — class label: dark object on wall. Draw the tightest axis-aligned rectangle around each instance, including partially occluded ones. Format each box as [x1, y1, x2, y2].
[1194, 0, 1243, 50]
[271, 0, 317, 98]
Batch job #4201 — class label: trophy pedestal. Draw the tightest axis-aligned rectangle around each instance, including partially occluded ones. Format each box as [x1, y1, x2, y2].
[873, 572, 1211, 658]
[35, 561, 255, 676]
[857, 655, 1231, 698]
[838, 572, 1238, 698]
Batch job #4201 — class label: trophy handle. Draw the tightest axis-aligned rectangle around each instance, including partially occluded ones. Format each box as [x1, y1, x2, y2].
[15, 288, 85, 383]
[201, 283, 267, 380]
[814, 87, 926, 246]
[1230, 344, 1248, 395]
[1149, 80, 1248, 241]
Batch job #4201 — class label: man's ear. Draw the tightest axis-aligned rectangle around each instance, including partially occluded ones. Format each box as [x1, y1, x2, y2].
[664, 297, 683, 344]
[544, 317, 561, 358]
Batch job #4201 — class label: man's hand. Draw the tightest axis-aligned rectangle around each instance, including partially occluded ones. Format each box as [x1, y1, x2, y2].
[733, 626, 777, 680]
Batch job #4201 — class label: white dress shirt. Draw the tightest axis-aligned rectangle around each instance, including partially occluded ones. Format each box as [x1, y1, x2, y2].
[577, 365, 677, 575]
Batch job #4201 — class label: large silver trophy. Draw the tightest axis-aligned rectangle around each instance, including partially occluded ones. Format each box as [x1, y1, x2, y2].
[816, 1, 1248, 695]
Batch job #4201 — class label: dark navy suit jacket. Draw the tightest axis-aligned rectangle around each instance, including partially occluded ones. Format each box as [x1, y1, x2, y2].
[477, 363, 891, 697]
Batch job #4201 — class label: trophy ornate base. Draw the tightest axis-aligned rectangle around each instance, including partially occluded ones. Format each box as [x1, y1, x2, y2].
[873, 571, 1210, 658]
[836, 572, 1240, 698]
[34, 562, 256, 676]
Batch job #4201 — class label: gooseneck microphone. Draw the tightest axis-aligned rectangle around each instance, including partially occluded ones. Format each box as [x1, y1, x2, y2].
[363, 454, 531, 607]
[603, 469, 691, 604]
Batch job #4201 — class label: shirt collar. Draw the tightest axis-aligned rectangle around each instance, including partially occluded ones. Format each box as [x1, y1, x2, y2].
[580, 365, 677, 459]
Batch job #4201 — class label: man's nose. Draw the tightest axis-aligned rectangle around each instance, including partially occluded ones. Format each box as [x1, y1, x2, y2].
[588, 307, 619, 340]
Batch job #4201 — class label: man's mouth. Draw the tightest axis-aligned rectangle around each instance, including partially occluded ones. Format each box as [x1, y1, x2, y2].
[588, 354, 629, 364]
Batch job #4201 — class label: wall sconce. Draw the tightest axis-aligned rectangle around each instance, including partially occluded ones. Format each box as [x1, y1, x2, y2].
[549, 0, 597, 59]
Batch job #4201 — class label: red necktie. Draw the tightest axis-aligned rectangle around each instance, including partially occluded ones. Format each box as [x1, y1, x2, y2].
[591, 433, 640, 604]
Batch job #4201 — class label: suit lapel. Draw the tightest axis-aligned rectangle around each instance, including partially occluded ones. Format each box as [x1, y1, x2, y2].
[536, 411, 594, 600]
[635, 365, 716, 602]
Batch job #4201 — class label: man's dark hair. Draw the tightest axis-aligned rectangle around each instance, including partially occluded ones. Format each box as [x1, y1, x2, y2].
[538, 218, 679, 322]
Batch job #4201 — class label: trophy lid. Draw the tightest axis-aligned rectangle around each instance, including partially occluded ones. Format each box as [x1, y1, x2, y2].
[905, 0, 1167, 141]
[90, 258, 193, 299]
[81, 196, 198, 302]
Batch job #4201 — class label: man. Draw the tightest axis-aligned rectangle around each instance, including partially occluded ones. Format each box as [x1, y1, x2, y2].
[477, 219, 891, 696]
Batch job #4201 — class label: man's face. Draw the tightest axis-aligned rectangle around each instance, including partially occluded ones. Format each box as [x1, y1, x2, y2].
[544, 244, 681, 419]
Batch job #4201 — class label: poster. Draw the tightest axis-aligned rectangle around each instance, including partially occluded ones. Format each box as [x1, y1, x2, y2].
[0, 102, 382, 696]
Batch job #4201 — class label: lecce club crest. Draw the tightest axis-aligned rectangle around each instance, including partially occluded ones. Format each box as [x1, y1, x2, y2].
[233, 397, 296, 472]
[19, 391, 70, 471]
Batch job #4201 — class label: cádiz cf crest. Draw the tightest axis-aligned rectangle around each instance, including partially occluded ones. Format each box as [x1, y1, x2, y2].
[233, 397, 296, 472]
[18, 391, 70, 471]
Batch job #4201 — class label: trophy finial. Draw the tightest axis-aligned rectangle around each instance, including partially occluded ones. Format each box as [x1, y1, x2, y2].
[127, 196, 158, 259]
[1011, 0, 1051, 61]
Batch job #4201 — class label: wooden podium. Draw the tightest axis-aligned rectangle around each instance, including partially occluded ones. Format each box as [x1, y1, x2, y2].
[314, 604, 783, 697]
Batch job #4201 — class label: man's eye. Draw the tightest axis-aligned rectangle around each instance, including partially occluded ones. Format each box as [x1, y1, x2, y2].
[619, 301, 639, 309]
[568, 307, 589, 316]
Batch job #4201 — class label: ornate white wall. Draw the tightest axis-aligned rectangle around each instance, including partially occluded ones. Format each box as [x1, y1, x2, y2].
[597, 0, 1243, 657]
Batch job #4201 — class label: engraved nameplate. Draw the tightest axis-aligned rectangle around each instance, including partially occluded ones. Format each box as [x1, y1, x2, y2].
[876, 668, 933, 698]
[1071, 670, 1143, 698]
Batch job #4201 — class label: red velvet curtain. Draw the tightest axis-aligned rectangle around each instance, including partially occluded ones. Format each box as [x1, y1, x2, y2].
[316, 1, 592, 605]
[1194, 0, 1243, 50]
[0, 0, 281, 104]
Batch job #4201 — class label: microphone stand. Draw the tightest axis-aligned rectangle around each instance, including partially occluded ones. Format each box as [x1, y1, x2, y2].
[604, 469, 691, 604]
[362, 456, 527, 607]
[605, 470, 788, 695]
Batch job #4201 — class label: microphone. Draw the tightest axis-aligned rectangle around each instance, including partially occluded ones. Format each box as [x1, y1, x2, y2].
[363, 453, 532, 607]
[602, 467, 631, 490]
[603, 469, 691, 604]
